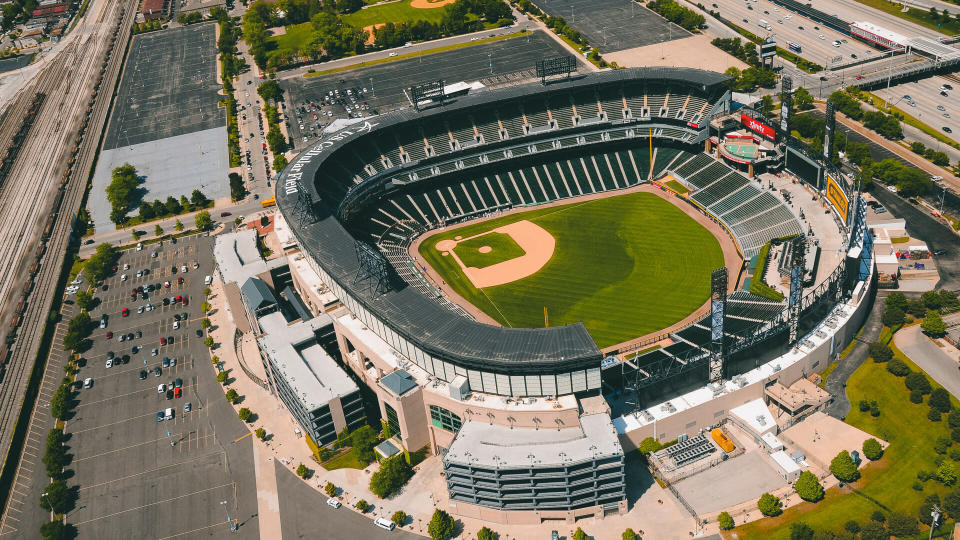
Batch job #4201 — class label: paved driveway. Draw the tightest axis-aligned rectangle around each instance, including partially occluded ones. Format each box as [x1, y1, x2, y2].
[895, 324, 960, 399]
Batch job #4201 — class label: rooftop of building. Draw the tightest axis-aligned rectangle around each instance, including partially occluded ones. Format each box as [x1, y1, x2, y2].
[379, 369, 418, 397]
[213, 229, 287, 285]
[241, 277, 277, 310]
[444, 413, 622, 469]
[258, 311, 356, 411]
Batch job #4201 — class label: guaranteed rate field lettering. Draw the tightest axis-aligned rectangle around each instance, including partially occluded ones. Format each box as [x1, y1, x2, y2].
[419, 191, 725, 348]
[282, 121, 380, 195]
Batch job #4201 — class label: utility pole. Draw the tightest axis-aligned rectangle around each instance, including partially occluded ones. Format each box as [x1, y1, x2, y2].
[939, 183, 946, 216]
[929, 504, 940, 540]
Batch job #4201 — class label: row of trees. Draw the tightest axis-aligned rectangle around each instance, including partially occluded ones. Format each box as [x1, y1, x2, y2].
[723, 65, 777, 92]
[218, 14, 245, 168]
[647, 0, 705, 31]
[263, 103, 288, 156]
[910, 141, 951, 167]
[137, 190, 210, 223]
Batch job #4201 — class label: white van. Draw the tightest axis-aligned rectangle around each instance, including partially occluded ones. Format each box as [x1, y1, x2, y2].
[164, 408, 174, 420]
[325, 498, 341, 509]
[374, 517, 396, 531]
[832, 40, 841, 47]
[204, 275, 213, 285]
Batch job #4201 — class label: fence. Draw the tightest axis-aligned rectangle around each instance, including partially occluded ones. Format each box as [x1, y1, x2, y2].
[233, 327, 271, 392]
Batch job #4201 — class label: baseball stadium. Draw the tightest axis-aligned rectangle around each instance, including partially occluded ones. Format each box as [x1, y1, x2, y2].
[274, 67, 876, 522]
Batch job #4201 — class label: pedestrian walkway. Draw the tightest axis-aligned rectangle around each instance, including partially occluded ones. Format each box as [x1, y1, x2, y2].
[895, 323, 960, 398]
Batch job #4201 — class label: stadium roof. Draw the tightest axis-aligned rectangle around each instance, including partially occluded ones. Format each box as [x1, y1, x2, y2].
[275, 68, 731, 375]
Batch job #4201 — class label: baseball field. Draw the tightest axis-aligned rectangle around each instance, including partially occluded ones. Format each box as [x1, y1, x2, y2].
[417, 191, 724, 348]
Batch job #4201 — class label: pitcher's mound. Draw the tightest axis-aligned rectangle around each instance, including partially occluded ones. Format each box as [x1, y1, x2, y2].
[478, 246, 492, 253]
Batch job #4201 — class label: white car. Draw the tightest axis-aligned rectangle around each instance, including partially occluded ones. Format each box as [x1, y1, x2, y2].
[137, 270, 143, 278]
[136, 243, 143, 251]
[158, 384, 166, 393]
[173, 321, 180, 330]
[181, 265, 187, 273]
[105, 359, 113, 369]
[388, 52, 397, 57]
[152, 348, 158, 356]
[146, 304, 154, 311]
[120, 274, 127, 281]
[83, 378, 93, 389]
[326, 498, 341, 509]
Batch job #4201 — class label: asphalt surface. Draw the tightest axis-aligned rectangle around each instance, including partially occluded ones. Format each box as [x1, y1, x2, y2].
[58, 235, 258, 539]
[533, 0, 688, 53]
[103, 23, 225, 150]
[896, 324, 960, 398]
[871, 185, 960, 290]
[275, 460, 419, 539]
[281, 30, 575, 150]
[823, 289, 883, 420]
[875, 76, 960, 145]
[0, 55, 33, 74]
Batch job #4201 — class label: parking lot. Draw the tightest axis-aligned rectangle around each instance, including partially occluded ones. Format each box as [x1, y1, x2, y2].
[534, 0, 687, 53]
[875, 75, 960, 144]
[62, 234, 259, 539]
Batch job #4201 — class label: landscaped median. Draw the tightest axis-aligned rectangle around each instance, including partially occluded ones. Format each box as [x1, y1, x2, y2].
[304, 30, 528, 78]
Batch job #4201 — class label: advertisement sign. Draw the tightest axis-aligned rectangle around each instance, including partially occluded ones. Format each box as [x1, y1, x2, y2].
[825, 174, 850, 223]
[740, 113, 776, 141]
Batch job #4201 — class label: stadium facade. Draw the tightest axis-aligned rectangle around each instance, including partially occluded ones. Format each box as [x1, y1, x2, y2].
[274, 67, 875, 524]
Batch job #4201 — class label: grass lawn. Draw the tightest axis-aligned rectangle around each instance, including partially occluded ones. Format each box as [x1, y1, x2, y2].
[342, 0, 448, 28]
[853, 0, 960, 35]
[418, 192, 723, 347]
[321, 449, 369, 470]
[729, 326, 960, 539]
[452, 232, 526, 269]
[268, 22, 314, 54]
[665, 179, 690, 194]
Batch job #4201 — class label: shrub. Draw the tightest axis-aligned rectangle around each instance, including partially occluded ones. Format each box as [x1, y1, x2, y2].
[859, 521, 886, 540]
[937, 461, 958, 485]
[882, 306, 905, 327]
[478, 527, 496, 540]
[906, 372, 932, 394]
[913, 480, 924, 491]
[428, 509, 455, 539]
[949, 410, 960, 429]
[844, 520, 860, 533]
[886, 358, 910, 376]
[324, 481, 337, 496]
[858, 399, 870, 412]
[238, 408, 252, 422]
[918, 469, 934, 481]
[571, 528, 588, 540]
[718, 511, 734, 530]
[910, 389, 924, 403]
[794, 471, 825, 502]
[391, 510, 407, 527]
[868, 341, 893, 362]
[922, 309, 947, 336]
[758, 492, 782, 516]
[216, 371, 228, 384]
[790, 522, 814, 540]
[296, 464, 309, 478]
[871, 510, 886, 523]
[870, 404, 880, 417]
[355, 499, 369, 512]
[370, 455, 413, 498]
[935, 437, 953, 454]
[919, 493, 941, 524]
[929, 408, 942, 422]
[863, 438, 883, 460]
[225, 389, 238, 403]
[930, 388, 952, 413]
[830, 451, 860, 483]
[255, 427, 266, 440]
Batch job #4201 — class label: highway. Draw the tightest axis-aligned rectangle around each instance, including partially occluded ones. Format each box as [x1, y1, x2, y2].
[0, 0, 137, 536]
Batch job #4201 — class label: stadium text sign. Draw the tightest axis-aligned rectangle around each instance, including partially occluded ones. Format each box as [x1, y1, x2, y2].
[825, 174, 850, 223]
[740, 113, 775, 141]
[282, 121, 380, 195]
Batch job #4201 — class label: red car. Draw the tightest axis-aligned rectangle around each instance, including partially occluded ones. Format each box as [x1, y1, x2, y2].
[105, 331, 113, 339]
[174, 387, 181, 398]
[177, 277, 183, 285]
[131, 288, 137, 299]
[175, 295, 182, 303]
[160, 337, 167, 346]
[121, 308, 129, 317]
[220, 211, 232, 217]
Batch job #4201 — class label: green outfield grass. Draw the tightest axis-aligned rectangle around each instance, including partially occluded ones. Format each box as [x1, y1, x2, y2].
[452, 232, 526, 269]
[342, 0, 449, 28]
[418, 192, 723, 348]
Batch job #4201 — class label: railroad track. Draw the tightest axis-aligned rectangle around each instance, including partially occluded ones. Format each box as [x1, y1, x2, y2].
[0, 0, 136, 512]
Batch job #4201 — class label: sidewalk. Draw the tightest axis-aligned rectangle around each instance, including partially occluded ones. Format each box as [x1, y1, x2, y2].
[894, 323, 960, 398]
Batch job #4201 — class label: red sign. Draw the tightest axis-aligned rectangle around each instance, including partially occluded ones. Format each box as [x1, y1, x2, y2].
[687, 122, 700, 129]
[740, 113, 776, 141]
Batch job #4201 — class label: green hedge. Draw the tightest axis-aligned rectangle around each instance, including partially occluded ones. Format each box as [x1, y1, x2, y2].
[750, 241, 785, 302]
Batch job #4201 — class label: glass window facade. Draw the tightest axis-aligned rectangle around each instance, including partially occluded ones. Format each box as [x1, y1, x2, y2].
[429, 405, 462, 433]
[385, 403, 401, 439]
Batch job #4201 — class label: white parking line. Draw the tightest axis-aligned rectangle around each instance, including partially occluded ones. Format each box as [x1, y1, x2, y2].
[72, 482, 234, 526]
[79, 450, 224, 491]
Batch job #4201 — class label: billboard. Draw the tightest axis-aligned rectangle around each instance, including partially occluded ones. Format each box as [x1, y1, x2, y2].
[825, 174, 850, 223]
[740, 113, 776, 141]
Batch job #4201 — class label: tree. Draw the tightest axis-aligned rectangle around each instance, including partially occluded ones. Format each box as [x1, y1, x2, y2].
[75, 290, 93, 311]
[180, 195, 192, 213]
[369, 455, 413, 498]
[868, 341, 893, 363]
[355, 499, 369, 512]
[830, 451, 860, 483]
[217, 371, 228, 384]
[793, 87, 815, 111]
[190, 189, 209, 208]
[930, 407, 943, 421]
[859, 521, 886, 540]
[718, 511, 734, 530]
[201, 318, 212, 330]
[790, 522, 814, 540]
[571, 528, 588, 540]
[50, 385, 70, 421]
[922, 310, 948, 337]
[945, 489, 960, 519]
[273, 154, 288, 172]
[154, 224, 164, 237]
[106, 164, 139, 224]
[949, 410, 960, 430]
[39, 479, 71, 514]
[930, 388, 952, 413]
[882, 306, 905, 327]
[40, 520, 70, 540]
[938, 461, 958, 485]
[201, 301, 211, 314]
[350, 425, 378, 462]
[238, 407, 252, 421]
[195, 210, 213, 231]
[257, 80, 283, 102]
[164, 196, 182, 215]
[204, 337, 214, 348]
[298, 464, 310, 478]
[256, 427, 266, 439]
[922, 290, 944, 309]
[794, 471, 825, 502]
[84, 243, 119, 282]
[391, 510, 407, 527]
[906, 372, 932, 394]
[886, 292, 908, 311]
[862, 438, 883, 460]
[887, 511, 918, 536]
[886, 358, 910, 376]
[759, 95, 775, 117]
[428, 508, 455, 539]
[225, 389, 238, 403]
[229, 172, 246, 201]
[758, 492, 782, 516]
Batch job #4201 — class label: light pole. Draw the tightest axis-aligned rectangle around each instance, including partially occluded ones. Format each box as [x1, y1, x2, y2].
[167, 430, 175, 447]
[939, 183, 946, 216]
[929, 504, 940, 540]
[370, 77, 374, 97]
[221, 500, 238, 532]
[487, 53, 492, 74]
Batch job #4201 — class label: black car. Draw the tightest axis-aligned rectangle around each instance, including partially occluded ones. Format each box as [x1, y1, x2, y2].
[944, 126, 953, 133]
[196, 329, 203, 337]
[166, 389, 174, 400]
[168, 336, 175, 344]
[174, 314, 181, 322]
[175, 378, 183, 389]
[139, 370, 148, 380]
[933, 249, 947, 256]
[121, 354, 130, 364]
[154, 367, 162, 377]
[136, 330, 142, 339]
[163, 298, 170, 306]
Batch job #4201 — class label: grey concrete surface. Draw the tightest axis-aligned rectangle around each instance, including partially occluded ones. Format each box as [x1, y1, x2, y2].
[103, 23, 225, 151]
[875, 76, 960, 147]
[671, 451, 787, 514]
[90, 126, 229, 232]
[896, 324, 960, 398]
[534, 0, 688, 53]
[58, 235, 259, 539]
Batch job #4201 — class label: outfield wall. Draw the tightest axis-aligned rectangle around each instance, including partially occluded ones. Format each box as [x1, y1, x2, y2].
[614, 261, 875, 450]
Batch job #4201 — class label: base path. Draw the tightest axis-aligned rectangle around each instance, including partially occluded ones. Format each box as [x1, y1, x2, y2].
[438, 220, 556, 288]
[410, 0, 456, 7]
